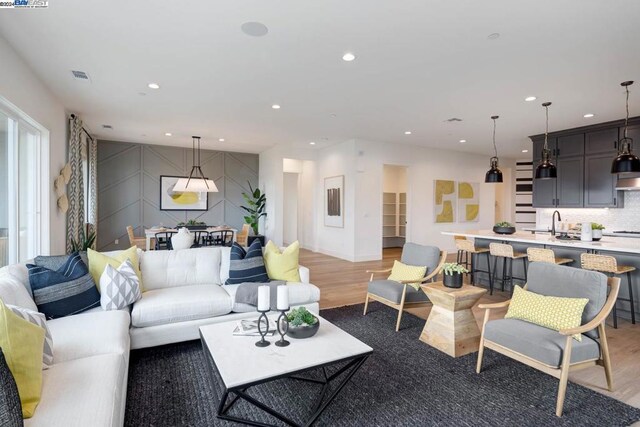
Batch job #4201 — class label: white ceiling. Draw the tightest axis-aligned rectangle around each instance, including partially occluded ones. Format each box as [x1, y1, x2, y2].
[1, 0, 639, 157]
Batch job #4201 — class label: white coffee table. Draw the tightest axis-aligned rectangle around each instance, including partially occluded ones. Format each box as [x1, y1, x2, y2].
[199, 315, 372, 427]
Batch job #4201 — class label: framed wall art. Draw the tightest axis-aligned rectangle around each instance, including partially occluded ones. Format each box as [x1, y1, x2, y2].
[324, 175, 344, 228]
[160, 175, 208, 211]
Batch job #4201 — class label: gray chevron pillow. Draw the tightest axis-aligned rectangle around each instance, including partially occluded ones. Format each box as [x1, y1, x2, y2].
[99, 260, 142, 310]
[7, 304, 53, 370]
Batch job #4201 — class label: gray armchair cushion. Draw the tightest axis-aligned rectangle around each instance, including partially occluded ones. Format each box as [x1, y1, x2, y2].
[368, 280, 429, 304]
[484, 319, 600, 368]
[526, 262, 607, 339]
[401, 243, 440, 273]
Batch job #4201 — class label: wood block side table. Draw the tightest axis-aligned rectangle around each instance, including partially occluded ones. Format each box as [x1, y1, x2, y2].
[419, 282, 486, 358]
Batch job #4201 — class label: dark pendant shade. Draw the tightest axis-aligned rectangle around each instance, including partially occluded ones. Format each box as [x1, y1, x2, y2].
[535, 158, 558, 179]
[611, 151, 640, 174]
[485, 156, 503, 183]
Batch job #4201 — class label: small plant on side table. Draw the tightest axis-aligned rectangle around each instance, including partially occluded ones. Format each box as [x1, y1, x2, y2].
[442, 262, 469, 289]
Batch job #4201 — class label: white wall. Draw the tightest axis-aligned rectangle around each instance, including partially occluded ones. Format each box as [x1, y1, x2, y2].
[283, 172, 299, 245]
[0, 36, 67, 255]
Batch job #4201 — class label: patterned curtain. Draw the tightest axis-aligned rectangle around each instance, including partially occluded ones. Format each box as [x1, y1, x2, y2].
[86, 134, 98, 248]
[66, 115, 85, 253]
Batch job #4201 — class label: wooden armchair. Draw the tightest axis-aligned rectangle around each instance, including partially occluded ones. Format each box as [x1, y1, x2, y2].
[126, 226, 148, 250]
[476, 262, 621, 417]
[363, 243, 447, 331]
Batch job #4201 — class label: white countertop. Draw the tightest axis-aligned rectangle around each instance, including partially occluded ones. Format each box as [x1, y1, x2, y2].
[522, 227, 640, 238]
[443, 230, 640, 254]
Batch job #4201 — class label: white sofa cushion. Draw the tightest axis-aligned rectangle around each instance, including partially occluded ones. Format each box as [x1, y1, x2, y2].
[0, 273, 38, 311]
[46, 310, 130, 363]
[140, 247, 222, 290]
[131, 284, 232, 328]
[24, 353, 126, 427]
[224, 283, 321, 313]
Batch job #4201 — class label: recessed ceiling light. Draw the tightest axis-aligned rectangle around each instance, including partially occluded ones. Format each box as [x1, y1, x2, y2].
[522, 149, 529, 153]
[525, 96, 537, 102]
[309, 141, 316, 145]
[148, 83, 160, 89]
[583, 113, 595, 118]
[404, 131, 412, 135]
[488, 33, 501, 40]
[342, 52, 356, 62]
[272, 104, 281, 109]
[164, 132, 172, 136]
[218, 138, 225, 142]
[241, 22, 269, 37]
[459, 139, 466, 143]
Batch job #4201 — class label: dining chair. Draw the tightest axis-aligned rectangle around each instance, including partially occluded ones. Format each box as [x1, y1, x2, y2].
[126, 226, 148, 250]
[209, 230, 234, 247]
[192, 231, 210, 247]
[154, 231, 176, 250]
[236, 224, 251, 247]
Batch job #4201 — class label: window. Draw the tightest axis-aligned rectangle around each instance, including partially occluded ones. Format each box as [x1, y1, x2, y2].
[0, 98, 49, 267]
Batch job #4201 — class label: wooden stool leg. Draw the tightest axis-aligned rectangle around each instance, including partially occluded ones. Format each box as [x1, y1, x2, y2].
[627, 271, 636, 325]
[486, 252, 494, 295]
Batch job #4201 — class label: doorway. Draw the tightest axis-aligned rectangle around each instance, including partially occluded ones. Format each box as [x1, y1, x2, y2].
[283, 172, 299, 245]
[382, 165, 408, 249]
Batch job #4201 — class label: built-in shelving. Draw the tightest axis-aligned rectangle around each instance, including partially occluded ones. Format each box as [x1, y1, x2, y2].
[383, 192, 407, 246]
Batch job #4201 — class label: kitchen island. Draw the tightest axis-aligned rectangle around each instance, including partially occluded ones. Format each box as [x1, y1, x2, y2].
[442, 230, 639, 322]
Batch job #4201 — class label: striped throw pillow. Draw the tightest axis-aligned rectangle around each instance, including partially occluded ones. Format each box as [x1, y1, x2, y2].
[6, 304, 53, 369]
[27, 252, 100, 319]
[225, 240, 270, 285]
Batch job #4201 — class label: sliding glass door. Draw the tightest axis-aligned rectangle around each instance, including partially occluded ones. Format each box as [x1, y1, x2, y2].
[0, 107, 43, 267]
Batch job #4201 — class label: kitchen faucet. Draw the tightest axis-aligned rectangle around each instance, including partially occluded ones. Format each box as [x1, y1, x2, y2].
[551, 210, 561, 236]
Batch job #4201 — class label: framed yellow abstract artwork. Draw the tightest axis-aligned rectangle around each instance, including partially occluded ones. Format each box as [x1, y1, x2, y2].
[458, 181, 479, 222]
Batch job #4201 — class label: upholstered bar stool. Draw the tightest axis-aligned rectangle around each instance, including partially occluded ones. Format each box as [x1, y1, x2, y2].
[527, 247, 574, 265]
[580, 253, 636, 329]
[455, 238, 493, 292]
[489, 243, 527, 294]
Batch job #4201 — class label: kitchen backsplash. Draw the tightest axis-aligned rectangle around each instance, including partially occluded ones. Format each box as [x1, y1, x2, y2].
[536, 191, 640, 231]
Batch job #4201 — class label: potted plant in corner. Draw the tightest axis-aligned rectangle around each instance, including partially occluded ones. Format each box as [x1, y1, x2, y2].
[286, 307, 320, 339]
[241, 182, 267, 246]
[442, 262, 469, 288]
[591, 223, 605, 241]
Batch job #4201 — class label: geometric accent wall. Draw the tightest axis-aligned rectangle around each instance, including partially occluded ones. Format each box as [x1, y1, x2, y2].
[97, 140, 258, 251]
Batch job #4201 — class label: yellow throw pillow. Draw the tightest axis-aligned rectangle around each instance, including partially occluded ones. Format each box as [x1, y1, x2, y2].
[388, 261, 427, 291]
[264, 241, 301, 282]
[0, 298, 45, 418]
[506, 285, 588, 341]
[87, 247, 143, 291]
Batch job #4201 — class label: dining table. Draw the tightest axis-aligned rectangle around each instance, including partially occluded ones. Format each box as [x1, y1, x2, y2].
[144, 226, 237, 251]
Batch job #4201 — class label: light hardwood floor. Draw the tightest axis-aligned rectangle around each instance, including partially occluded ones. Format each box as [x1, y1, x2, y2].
[300, 247, 640, 409]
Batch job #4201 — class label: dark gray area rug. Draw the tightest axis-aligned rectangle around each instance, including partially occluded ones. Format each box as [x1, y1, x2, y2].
[125, 303, 640, 426]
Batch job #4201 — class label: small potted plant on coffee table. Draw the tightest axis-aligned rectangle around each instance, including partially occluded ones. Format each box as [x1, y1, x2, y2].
[493, 221, 516, 235]
[286, 307, 320, 339]
[442, 262, 469, 288]
[591, 223, 605, 241]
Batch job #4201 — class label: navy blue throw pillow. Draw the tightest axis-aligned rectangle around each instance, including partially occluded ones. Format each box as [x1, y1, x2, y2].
[27, 252, 100, 319]
[225, 239, 270, 285]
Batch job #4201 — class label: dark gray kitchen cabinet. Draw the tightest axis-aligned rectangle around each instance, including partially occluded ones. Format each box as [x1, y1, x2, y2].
[556, 134, 584, 158]
[531, 137, 557, 207]
[556, 156, 584, 207]
[584, 153, 623, 207]
[532, 137, 556, 162]
[586, 128, 618, 155]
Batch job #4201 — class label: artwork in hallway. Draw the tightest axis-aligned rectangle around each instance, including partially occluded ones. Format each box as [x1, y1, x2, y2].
[160, 175, 208, 211]
[457, 181, 479, 222]
[324, 175, 344, 227]
[434, 180, 456, 223]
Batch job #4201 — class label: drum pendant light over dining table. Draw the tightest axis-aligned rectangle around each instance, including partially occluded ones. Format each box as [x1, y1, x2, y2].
[535, 102, 557, 180]
[611, 81, 640, 174]
[173, 136, 219, 192]
[485, 115, 503, 183]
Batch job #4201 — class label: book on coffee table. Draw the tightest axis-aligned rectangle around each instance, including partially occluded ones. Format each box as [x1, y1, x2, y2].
[232, 318, 277, 336]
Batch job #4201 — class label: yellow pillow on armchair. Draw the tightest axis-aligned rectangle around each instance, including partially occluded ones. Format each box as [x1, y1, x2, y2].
[388, 261, 427, 291]
[506, 285, 588, 341]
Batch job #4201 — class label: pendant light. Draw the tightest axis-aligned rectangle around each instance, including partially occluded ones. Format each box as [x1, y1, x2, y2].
[173, 136, 219, 192]
[611, 81, 640, 174]
[485, 115, 503, 183]
[535, 102, 557, 179]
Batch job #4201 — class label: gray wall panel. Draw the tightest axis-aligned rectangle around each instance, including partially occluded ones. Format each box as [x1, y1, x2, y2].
[97, 140, 258, 251]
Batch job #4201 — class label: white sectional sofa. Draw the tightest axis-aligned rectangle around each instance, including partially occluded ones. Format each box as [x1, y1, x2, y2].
[0, 246, 320, 426]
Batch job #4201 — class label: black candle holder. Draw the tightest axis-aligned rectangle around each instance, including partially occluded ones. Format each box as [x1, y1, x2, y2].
[275, 308, 290, 347]
[255, 310, 271, 347]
